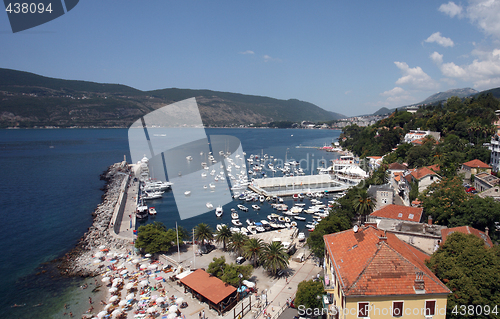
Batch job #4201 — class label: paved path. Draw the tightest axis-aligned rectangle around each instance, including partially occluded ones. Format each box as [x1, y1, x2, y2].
[117, 180, 139, 240]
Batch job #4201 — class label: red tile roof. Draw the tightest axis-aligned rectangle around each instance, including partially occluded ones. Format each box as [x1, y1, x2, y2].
[427, 164, 440, 172]
[411, 138, 424, 145]
[180, 269, 237, 304]
[388, 163, 408, 170]
[370, 204, 423, 222]
[411, 167, 439, 180]
[462, 159, 491, 169]
[441, 226, 493, 248]
[367, 156, 382, 159]
[324, 226, 450, 296]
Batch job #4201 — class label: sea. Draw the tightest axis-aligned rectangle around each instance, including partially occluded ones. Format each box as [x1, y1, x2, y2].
[0, 128, 341, 319]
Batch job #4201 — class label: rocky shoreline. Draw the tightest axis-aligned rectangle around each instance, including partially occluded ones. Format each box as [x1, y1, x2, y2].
[56, 162, 131, 277]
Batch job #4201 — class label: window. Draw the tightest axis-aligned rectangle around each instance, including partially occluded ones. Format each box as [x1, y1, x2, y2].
[393, 301, 403, 317]
[425, 300, 436, 316]
[358, 302, 369, 318]
[398, 213, 403, 218]
[408, 214, 414, 219]
[430, 176, 434, 180]
[382, 198, 387, 204]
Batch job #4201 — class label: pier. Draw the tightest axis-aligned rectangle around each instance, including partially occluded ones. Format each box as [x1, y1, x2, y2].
[248, 174, 352, 197]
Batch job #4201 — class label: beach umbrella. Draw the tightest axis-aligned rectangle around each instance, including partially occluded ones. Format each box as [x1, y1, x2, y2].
[139, 280, 149, 286]
[125, 282, 134, 290]
[118, 300, 127, 306]
[95, 252, 104, 258]
[109, 295, 119, 302]
[111, 309, 122, 317]
[145, 254, 152, 258]
[147, 306, 156, 313]
[93, 260, 100, 264]
[109, 287, 118, 293]
[167, 313, 176, 319]
[104, 303, 113, 310]
[131, 259, 140, 264]
[120, 269, 128, 275]
[99, 245, 106, 249]
[107, 252, 114, 257]
[156, 297, 165, 303]
[175, 297, 184, 305]
[168, 305, 178, 313]
[126, 293, 135, 300]
[148, 264, 157, 270]
[102, 277, 110, 283]
[97, 310, 107, 318]
[140, 263, 149, 269]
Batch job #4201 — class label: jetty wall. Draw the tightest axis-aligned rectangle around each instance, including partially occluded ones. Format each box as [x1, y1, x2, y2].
[109, 173, 129, 236]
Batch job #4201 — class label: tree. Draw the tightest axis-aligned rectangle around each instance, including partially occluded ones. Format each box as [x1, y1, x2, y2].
[426, 232, 500, 319]
[207, 256, 253, 287]
[228, 232, 248, 256]
[243, 238, 264, 267]
[352, 190, 376, 223]
[295, 280, 325, 310]
[207, 256, 228, 278]
[194, 223, 213, 246]
[135, 222, 180, 254]
[261, 241, 289, 275]
[177, 225, 190, 241]
[307, 213, 352, 258]
[215, 225, 232, 251]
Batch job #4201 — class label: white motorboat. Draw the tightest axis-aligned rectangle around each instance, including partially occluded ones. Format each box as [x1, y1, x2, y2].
[278, 216, 285, 222]
[230, 227, 241, 233]
[136, 205, 149, 220]
[298, 232, 306, 241]
[216, 224, 226, 231]
[215, 205, 223, 217]
[206, 202, 213, 209]
[232, 219, 243, 226]
[186, 156, 193, 161]
[184, 190, 191, 196]
[256, 226, 265, 232]
[259, 196, 265, 203]
[290, 221, 297, 227]
[252, 205, 261, 210]
[247, 225, 257, 235]
[148, 207, 157, 216]
[209, 183, 216, 189]
[284, 217, 291, 223]
[246, 219, 254, 226]
[203, 185, 208, 189]
[231, 212, 239, 219]
[294, 216, 306, 221]
[142, 191, 162, 200]
[237, 204, 248, 211]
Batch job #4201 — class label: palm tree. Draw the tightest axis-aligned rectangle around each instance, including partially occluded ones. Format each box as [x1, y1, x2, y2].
[194, 223, 213, 246]
[215, 225, 232, 251]
[261, 241, 289, 275]
[352, 190, 376, 224]
[228, 232, 248, 256]
[243, 238, 264, 267]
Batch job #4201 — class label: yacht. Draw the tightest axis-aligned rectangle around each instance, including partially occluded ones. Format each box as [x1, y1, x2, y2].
[237, 204, 248, 212]
[148, 207, 157, 216]
[136, 204, 149, 220]
[232, 219, 243, 226]
[215, 205, 223, 217]
[231, 212, 239, 219]
[209, 183, 216, 189]
[186, 156, 193, 161]
[184, 190, 191, 196]
[294, 216, 306, 221]
[206, 202, 213, 209]
[252, 205, 261, 210]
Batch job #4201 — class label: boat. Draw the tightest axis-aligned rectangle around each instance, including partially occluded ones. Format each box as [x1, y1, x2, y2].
[230, 227, 241, 233]
[237, 204, 248, 211]
[278, 216, 285, 222]
[247, 225, 257, 235]
[232, 219, 243, 226]
[290, 221, 297, 227]
[278, 197, 284, 203]
[142, 191, 162, 200]
[203, 185, 208, 189]
[256, 226, 265, 232]
[206, 202, 213, 209]
[216, 224, 225, 231]
[184, 190, 191, 196]
[252, 205, 261, 210]
[259, 195, 265, 203]
[298, 232, 306, 241]
[231, 212, 239, 219]
[294, 216, 306, 221]
[246, 219, 254, 226]
[284, 217, 291, 223]
[148, 207, 157, 216]
[201, 172, 207, 177]
[209, 183, 215, 189]
[293, 194, 299, 199]
[186, 156, 193, 161]
[136, 205, 149, 220]
[215, 206, 223, 217]
[240, 227, 248, 235]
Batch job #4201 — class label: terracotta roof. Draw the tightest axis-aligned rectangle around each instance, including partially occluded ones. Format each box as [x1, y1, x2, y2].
[411, 167, 438, 180]
[388, 163, 407, 170]
[441, 226, 493, 248]
[411, 138, 424, 145]
[324, 226, 450, 296]
[427, 164, 440, 172]
[394, 172, 402, 182]
[462, 159, 491, 169]
[367, 156, 382, 159]
[370, 204, 423, 222]
[180, 269, 237, 304]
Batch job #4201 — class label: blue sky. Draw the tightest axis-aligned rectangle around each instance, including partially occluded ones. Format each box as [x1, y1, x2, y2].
[1, 1, 500, 116]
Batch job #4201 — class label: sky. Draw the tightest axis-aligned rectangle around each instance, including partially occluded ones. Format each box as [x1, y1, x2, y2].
[1, 1, 500, 117]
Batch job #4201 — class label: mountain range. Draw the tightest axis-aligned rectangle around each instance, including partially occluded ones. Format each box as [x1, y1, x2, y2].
[0, 68, 345, 128]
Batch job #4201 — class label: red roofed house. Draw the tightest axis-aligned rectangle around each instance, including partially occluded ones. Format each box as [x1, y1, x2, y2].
[460, 159, 492, 180]
[410, 166, 441, 193]
[441, 226, 493, 248]
[323, 226, 450, 319]
[180, 269, 237, 315]
[369, 204, 424, 223]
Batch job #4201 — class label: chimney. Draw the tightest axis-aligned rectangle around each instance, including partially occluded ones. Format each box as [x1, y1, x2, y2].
[414, 272, 425, 291]
[428, 216, 433, 225]
[485, 227, 489, 236]
[379, 231, 388, 243]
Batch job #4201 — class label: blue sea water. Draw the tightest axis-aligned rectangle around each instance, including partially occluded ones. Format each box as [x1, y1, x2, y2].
[0, 128, 340, 319]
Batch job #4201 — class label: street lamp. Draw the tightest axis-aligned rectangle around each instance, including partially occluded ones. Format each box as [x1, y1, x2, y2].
[238, 273, 243, 301]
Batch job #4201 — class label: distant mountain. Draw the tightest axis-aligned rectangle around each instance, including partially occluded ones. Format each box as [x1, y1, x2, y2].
[479, 87, 500, 99]
[420, 88, 478, 105]
[372, 107, 394, 116]
[328, 111, 346, 120]
[0, 68, 340, 128]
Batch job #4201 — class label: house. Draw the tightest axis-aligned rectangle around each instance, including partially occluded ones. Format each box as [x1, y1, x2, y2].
[366, 156, 383, 170]
[474, 172, 500, 192]
[369, 204, 423, 223]
[323, 225, 450, 319]
[387, 163, 410, 204]
[441, 226, 493, 248]
[404, 129, 441, 144]
[489, 134, 500, 172]
[460, 159, 492, 180]
[367, 184, 393, 211]
[410, 166, 441, 193]
[478, 186, 500, 201]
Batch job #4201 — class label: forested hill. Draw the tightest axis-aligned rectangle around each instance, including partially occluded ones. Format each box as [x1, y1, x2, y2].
[0, 68, 344, 128]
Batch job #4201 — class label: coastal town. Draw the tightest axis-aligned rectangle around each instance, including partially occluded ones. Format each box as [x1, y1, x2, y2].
[55, 97, 500, 319]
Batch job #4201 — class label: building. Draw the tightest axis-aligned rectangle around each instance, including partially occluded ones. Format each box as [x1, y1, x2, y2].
[489, 134, 500, 172]
[410, 166, 441, 193]
[323, 226, 450, 319]
[460, 159, 492, 180]
[369, 204, 423, 223]
[367, 184, 393, 211]
[441, 226, 493, 248]
[474, 172, 500, 192]
[404, 129, 441, 144]
[478, 186, 500, 201]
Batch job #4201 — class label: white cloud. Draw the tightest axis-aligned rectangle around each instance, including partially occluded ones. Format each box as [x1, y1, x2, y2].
[439, 1, 463, 17]
[430, 51, 444, 64]
[239, 50, 254, 55]
[466, 0, 500, 39]
[394, 62, 439, 90]
[263, 55, 281, 62]
[381, 87, 406, 96]
[425, 32, 454, 47]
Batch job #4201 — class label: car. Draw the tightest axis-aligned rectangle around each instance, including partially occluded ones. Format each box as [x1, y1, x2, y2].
[200, 244, 215, 254]
[466, 187, 476, 193]
[236, 256, 246, 264]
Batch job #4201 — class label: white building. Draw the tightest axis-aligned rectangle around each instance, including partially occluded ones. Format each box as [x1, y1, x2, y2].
[489, 134, 500, 172]
[404, 129, 441, 144]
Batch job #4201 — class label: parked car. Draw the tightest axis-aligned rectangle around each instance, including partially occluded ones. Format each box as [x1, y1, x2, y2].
[200, 244, 215, 254]
[236, 256, 246, 264]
